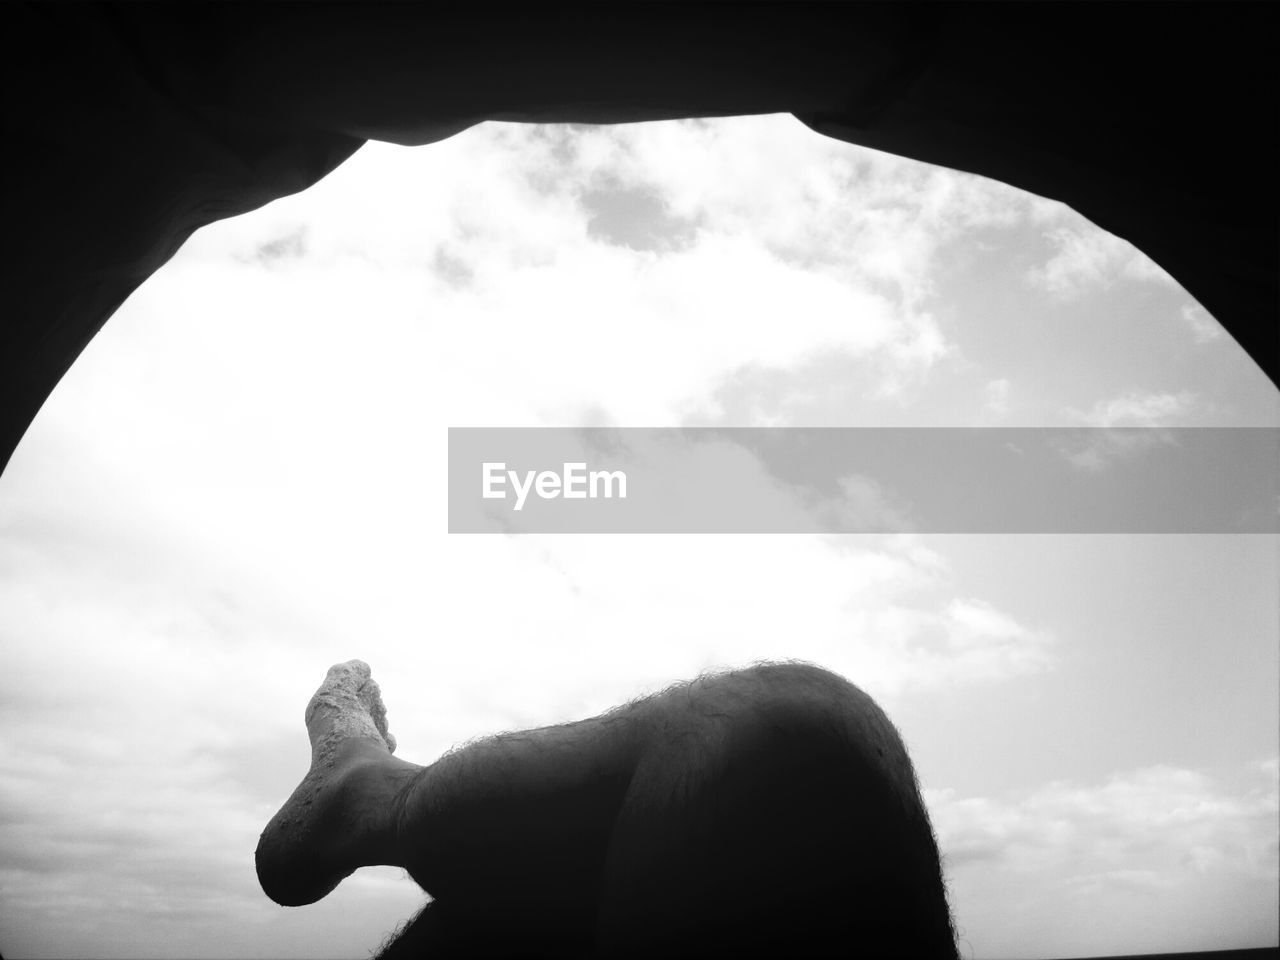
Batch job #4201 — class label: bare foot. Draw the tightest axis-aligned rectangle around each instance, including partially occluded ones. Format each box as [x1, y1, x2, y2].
[256, 660, 423, 906]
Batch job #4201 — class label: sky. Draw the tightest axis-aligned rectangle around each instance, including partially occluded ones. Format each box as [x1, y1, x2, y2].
[0, 114, 1276, 959]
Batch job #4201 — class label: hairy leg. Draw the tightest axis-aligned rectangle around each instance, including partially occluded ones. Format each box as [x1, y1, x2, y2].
[593, 663, 959, 958]
[258, 660, 957, 958]
[256, 660, 649, 934]
[391, 706, 643, 903]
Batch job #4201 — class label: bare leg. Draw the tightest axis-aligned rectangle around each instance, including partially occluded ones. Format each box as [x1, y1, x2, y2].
[257, 661, 958, 958]
[256, 660, 645, 909]
[255, 661, 425, 906]
[592, 663, 959, 958]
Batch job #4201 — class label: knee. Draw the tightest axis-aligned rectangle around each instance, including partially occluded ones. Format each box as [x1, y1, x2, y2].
[602, 665, 958, 957]
[738, 662, 925, 807]
[713, 666, 956, 956]
[725, 660, 874, 733]
[716, 662, 895, 777]
[665, 664, 905, 842]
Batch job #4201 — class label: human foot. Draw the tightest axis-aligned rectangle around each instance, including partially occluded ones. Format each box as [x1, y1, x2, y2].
[256, 660, 423, 906]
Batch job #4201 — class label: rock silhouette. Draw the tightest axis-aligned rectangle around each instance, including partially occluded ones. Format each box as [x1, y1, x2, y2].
[1, 3, 1275, 475]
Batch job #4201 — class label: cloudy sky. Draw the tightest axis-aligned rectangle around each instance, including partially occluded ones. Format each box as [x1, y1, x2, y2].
[0, 115, 1276, 959]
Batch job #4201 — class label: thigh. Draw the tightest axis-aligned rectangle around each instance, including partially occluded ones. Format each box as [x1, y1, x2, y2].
[594, 664, 958, 958]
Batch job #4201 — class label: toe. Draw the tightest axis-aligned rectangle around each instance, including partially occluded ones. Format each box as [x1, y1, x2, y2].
[357, 675, 397, 754]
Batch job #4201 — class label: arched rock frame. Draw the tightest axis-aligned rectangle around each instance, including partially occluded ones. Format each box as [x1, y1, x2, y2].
[3, 2, 1276, 472]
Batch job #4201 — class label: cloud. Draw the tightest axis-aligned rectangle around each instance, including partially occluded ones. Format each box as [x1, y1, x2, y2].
[930, 762, 1279, 875]
[179, 116, 1203, 435]
[983, 378, 1011, 417]
[927, 760, 1280, 957]
[482, 116, 1043, 410]
[0, 669, 425, 956]
[1180, 303, 1225, 344]
[1074, 390, 1198, 427]
[817, 473, 920, 532]
[565, 118, 1036, 294]
[1052, 431, 1179, 474]
[893, 597, 1054, 686]
[176, 120, 977, 426]
[243, 227, 308, 266]
[1051, 390, 1198, 472]
[1027, 222, 1175, 297]
[580, 183, 697, 253]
